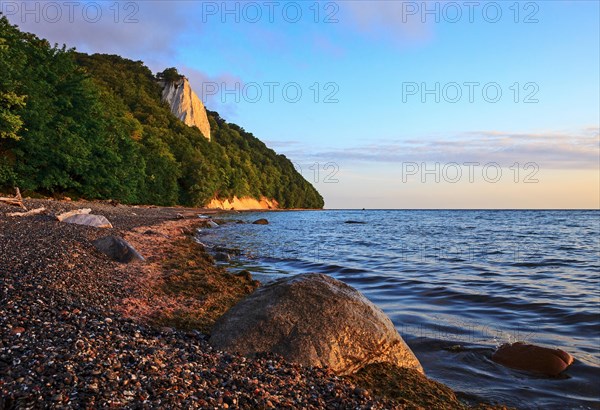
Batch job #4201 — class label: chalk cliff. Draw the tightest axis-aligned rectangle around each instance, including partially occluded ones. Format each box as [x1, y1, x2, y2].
[206, 196, 279, 210]
[160, 78, 211, 141]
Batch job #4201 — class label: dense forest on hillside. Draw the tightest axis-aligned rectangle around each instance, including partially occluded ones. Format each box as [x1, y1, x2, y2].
[0, 16, 323, 208]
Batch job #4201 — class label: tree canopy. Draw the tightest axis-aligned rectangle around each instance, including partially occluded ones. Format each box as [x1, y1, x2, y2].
[0, 16, 324, 208]
[157, 67, 183, 83]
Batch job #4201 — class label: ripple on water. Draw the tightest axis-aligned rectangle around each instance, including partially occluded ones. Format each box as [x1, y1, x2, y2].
[200, 210, 600, 409]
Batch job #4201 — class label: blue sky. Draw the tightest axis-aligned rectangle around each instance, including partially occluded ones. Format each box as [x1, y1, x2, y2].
[5, 1, 599, 208]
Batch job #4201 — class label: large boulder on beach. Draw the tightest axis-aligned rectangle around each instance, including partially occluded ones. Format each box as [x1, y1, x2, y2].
[63, 214, 113, 229]
[492, 342, 574, 377]
[92, 236, 144, 263]
[210, 273, 423, 376]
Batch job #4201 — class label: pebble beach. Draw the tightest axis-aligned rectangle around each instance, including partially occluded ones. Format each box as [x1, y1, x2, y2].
[0, 199, 506, 409]
[0, 199, 397, 409]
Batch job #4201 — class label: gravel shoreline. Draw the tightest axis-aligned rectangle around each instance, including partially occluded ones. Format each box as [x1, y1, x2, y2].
[1, 199, 508, 409]
[0, 199, 397, 409]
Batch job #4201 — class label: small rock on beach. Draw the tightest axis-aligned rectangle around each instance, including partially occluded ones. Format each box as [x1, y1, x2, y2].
[92, 235, 145, 263]
[63, 213, 113, 228]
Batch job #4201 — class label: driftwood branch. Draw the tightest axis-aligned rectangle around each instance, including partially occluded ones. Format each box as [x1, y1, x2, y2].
[0, 188, 27, 210]
[7, 207, 46, 217]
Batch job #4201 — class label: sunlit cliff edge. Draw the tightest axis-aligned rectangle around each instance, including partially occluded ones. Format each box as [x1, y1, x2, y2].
[159, 77, 211, 141]
[206, 196, 279, 210]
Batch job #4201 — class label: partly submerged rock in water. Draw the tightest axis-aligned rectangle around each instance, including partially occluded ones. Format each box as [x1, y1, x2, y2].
[92, 236, 145, 263]
[210, 273, 423, 376]
[492, 342, 574, 376]
[252, 218, 269, 225]
[214, 252, 231, 262]
[63, 214, 113, 229]
[198, 220, 219, 229]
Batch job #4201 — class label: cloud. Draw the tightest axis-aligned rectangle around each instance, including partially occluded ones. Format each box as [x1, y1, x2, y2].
[1, 2, 243, 118]
[311, 33, 345, 58]
[271, 128, 600, 170]
[1, 1, 203, 62]
[339, 1, 434, 45]
[263, 140, 303, 148]
[179, 65, 245, 118]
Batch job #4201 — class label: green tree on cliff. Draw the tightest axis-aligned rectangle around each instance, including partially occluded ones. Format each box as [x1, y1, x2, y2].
[157, 67, 183, 82]
[0, 17, 324, 208]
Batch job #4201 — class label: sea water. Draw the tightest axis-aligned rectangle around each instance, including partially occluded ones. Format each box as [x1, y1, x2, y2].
[198, 210, 600, 409]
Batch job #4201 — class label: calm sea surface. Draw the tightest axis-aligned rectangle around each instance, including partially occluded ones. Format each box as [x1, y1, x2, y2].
[198, 210, 600, 409]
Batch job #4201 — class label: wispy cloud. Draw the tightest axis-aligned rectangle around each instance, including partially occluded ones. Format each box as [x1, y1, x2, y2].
[262, 140, 303, 148]
[311, 33, 345, 58]
[270, 128, 600, 169]
[340, 1, 433, 45]
[3, 1, 203, 63]
[179, 66, 244, 117]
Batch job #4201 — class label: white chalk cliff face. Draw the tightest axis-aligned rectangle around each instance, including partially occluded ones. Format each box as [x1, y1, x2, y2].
[160, 78, 211, 141]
